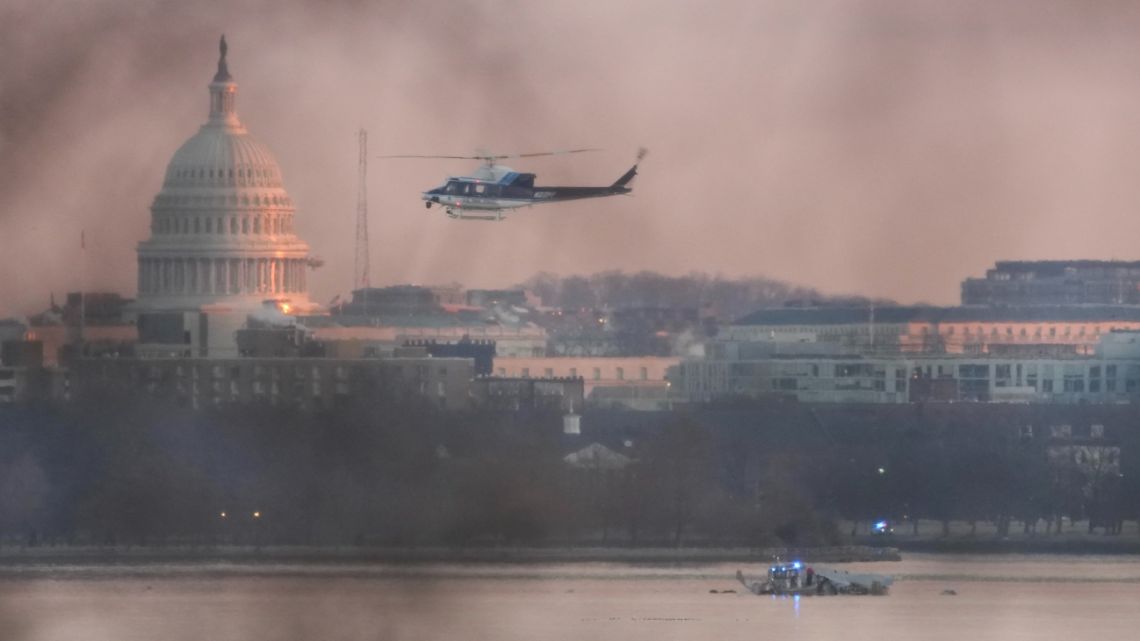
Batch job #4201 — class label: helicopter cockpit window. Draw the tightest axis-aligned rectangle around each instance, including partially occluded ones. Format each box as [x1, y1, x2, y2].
[445, 181, 461, 195]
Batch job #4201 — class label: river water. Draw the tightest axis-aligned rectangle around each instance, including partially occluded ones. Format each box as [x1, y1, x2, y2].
[1, 553, 1138, 640]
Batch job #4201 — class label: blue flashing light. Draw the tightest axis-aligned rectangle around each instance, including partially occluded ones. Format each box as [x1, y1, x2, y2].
[792, 561, 802, 569]
[874, 520, 888, 531]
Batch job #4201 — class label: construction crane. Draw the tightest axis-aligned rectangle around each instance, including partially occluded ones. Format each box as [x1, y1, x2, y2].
[354, 129, 371, 291]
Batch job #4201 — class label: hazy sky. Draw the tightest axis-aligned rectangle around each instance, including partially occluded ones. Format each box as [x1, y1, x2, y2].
[6, 0, 1140, 317]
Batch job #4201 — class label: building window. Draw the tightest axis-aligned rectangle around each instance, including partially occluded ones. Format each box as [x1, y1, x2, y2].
[544, 368, 553, 378]
[640, 367, 648, 381]
[616, 367, 624, 381]
[569, 367, 577, 378]
[593, 368, 601, 381]
[521, 368, 530, 378]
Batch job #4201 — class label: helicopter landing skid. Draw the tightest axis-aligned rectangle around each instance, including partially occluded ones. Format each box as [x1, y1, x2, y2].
[446, 208, 504, 221]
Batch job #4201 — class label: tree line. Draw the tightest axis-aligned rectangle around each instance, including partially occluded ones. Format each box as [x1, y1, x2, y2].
[1, 390, 1138, 548]
[521, 270, 893, 318]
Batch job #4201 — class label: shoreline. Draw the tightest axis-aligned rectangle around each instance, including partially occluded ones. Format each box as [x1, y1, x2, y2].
[884, 538, 1140, 555]
[2, 537, 1137, 567]
[0, 545, 897, 566]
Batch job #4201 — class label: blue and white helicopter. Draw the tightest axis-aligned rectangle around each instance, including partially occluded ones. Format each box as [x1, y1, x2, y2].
[382, 148, 646, 221]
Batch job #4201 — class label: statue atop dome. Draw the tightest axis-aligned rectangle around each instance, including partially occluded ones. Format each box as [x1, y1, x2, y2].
[213, 34, 232, 83]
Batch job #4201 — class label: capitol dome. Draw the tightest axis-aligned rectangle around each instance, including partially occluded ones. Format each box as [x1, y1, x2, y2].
[163, 129, 286, 191]
[136, 36, 316, 314]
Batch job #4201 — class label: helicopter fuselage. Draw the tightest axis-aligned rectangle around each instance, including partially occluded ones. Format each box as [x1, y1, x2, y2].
[422, 162, 638, 220]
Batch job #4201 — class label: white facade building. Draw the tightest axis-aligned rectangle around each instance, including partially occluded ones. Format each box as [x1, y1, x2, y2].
[135, 37, 317, 357]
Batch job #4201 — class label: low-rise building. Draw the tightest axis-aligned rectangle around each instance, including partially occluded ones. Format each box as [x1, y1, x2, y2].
[491, 356, 679, 409]
[0, 338, 56, 404]
[727, 305, 1140, 357]
[676, 337, 1140, 405]
[71, 355, 475, 411]
[962, 260, 1140, 306]
[470, 376, 584, 412]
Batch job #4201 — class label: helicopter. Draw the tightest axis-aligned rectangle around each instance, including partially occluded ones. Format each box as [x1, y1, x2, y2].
[381, 148, 647, 221]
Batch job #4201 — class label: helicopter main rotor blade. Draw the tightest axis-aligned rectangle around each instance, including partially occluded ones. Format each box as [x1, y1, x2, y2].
[379, 148, 603, 161]
[509, 148, 603, 159]
[377, 154, 490, 160]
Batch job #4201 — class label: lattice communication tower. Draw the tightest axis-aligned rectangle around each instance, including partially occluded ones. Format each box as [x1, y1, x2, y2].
[354, 129, 371, 290]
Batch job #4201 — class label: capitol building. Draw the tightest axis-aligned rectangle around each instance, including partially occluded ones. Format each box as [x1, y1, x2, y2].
[135, 37, 318, 357]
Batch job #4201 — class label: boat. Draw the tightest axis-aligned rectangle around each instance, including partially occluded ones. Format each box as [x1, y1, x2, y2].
[736, 561, 893, 596]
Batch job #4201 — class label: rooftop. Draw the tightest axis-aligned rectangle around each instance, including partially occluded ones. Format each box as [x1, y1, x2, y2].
[734, 305, 1140, 326]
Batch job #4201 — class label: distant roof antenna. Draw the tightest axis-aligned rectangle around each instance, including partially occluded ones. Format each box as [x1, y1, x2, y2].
[354, 129, 371, 291]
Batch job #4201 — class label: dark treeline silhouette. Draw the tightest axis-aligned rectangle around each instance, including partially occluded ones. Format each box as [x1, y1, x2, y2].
[1, 389, 1138, 548]
[521, 270, 895, 319]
